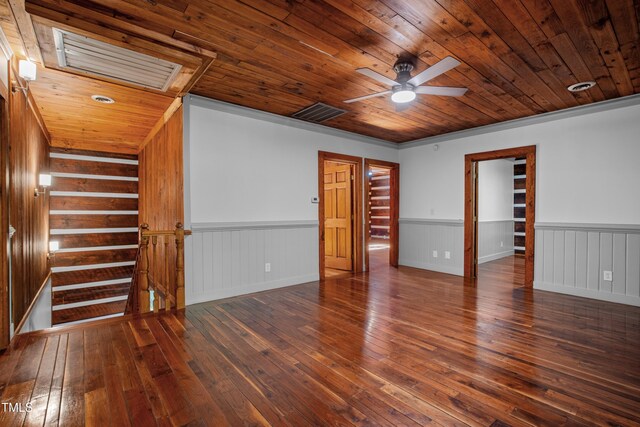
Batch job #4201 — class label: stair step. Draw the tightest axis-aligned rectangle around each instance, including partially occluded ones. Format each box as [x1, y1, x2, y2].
[52, 265, 134, 286]
[53, 283, 130, 306]
[52, 300, 128, 325]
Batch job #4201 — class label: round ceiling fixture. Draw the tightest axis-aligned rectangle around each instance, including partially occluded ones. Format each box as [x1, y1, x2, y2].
[91, 95, 115, 104]
[567, 81, 596, 92]
[391, 84, 416, 103]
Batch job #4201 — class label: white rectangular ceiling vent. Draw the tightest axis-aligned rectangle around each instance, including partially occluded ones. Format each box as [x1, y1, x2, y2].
[53, 28, 182, 92]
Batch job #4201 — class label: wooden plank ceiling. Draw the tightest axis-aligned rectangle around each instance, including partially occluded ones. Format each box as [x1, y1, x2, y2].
[28, 68, 176, 153]
[0, 0, 215, 154]
[17, 0, 640, 145]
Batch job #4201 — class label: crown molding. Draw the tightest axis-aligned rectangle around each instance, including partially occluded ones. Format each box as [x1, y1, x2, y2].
[399, 93, 640, 149]
[187, 94, 399, 149]
[186, 93, 640, 151]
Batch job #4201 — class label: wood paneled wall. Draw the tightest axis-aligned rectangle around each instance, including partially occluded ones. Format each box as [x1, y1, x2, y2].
[9, 75, 51, 332]
[49, 149, 138, 325]
[0, 69, 9, 349]
[138, 104, 184, 291]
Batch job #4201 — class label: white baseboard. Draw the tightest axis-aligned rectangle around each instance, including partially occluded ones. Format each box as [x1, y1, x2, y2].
[478, 249, 515, 264]
[186, 273, 319, 305]
[398, 260, 463, 277]
[534, 281, 640, 307]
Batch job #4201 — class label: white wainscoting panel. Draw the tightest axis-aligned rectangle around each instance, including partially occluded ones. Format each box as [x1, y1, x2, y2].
[534, 223, 640, 306]
[478, 220, 514, 264]
[399, 219, 464, 276]
[185, 221, 319, 305]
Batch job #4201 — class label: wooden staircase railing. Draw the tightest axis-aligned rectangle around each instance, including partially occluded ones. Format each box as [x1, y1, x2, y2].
[126, 222, 191, 314]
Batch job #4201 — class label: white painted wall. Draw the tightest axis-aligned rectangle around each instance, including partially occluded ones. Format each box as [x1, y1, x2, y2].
[400, 102, 640, 225]
[184, 96, 399, 305]
[18, 278, 51, 334]
[478, 159, 514, 222]
[188, 97, 398, 224]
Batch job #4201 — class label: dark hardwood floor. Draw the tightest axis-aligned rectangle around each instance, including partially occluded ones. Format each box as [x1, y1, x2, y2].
[1, 258, 640, 426]
[478, 255, 526, 288]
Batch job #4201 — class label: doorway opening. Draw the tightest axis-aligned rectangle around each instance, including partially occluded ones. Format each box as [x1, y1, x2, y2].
[464, 146, 536, 287]
[364, 159, 399, 272]
[318, 151, 363, 280]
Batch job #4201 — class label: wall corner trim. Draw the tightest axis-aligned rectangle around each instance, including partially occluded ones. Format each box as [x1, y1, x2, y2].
[183, 94, 192, 229]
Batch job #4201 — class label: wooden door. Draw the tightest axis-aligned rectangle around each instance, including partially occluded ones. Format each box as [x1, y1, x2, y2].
[324, 162, 353, 270]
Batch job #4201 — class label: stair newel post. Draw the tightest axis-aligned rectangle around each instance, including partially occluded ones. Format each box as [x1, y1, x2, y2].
[175, 222, 186, 310]
[139, 223, 151, 313]
[164, 238, 171, 311]
[152, 235, 159, 313]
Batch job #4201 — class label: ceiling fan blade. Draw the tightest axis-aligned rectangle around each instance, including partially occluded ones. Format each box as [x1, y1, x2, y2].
[395, 102, 412, 113]
[407, 56, 461, 87]
[415, 86, 468, 97]
[356, 68, 398, 87]
[343, 90, 391, 104]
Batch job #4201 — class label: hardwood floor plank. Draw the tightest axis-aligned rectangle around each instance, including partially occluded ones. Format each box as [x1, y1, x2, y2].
[58, 331, 84, 426]
[22, 335, 60, 425]
[2, 257, 640, 425]
[43, 333, 68, 426]
[108, 323, 156, 426]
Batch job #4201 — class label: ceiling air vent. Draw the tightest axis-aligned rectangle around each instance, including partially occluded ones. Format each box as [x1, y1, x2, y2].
[53, 28, 182, 92]
[291, 102, 347, 123]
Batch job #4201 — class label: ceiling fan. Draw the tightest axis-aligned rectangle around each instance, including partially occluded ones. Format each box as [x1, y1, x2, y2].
[344, 56, 468, 111]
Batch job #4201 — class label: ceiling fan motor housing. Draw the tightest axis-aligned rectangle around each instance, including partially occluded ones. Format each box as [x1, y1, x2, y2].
[392, 83, 415, 94]
[394, 62, 414, 83]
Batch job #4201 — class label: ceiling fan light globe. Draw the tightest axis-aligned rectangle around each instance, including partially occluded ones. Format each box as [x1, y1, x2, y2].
[391, 90, 416, 103]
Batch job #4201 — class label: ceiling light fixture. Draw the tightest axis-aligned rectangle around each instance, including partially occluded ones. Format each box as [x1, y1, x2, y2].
[91, 95, 115, 104]
[567, 81, 596, 92]
[391, 84, 416, 103]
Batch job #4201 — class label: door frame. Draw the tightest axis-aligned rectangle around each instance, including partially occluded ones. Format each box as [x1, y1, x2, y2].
[364, 158, 399, 270]
[318, 151, 363, 280]
[464, 145, 536, 286]
[0, 91, 8, 349]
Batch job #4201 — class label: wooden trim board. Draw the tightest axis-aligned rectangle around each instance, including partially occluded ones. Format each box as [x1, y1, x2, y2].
[318, 151, 363, 280]
[464, 145, 536, 286]
[364, 158, 399, 270]
[0, 93, 8, 350]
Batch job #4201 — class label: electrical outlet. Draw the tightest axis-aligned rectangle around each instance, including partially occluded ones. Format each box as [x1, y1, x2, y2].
[265, 263, 271, 273]
[500, 241, 504, 247]
[445, 251, 451, 259]
[432, 250, 438, 258]
[603, 270, 612, 281]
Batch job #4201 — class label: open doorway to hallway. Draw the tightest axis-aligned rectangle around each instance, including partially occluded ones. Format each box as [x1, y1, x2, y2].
[464, 146, 536, 287]
[365, 159, 399, 273]
[475, 158, 524, 287]
[368, 165, 391, 271]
